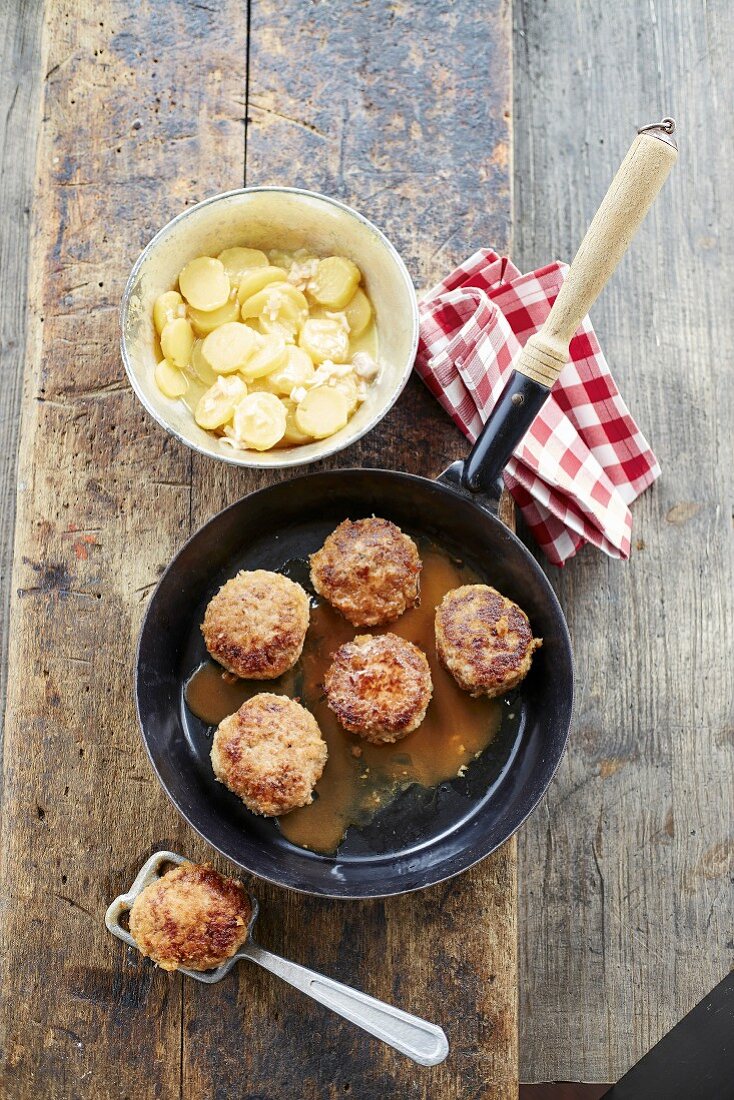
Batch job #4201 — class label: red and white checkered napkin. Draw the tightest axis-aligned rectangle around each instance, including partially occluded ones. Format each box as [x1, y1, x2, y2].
[415, 249, 661, 565]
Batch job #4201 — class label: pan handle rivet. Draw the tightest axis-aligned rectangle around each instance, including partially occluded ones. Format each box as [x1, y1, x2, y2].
[511, 393, 525, 406]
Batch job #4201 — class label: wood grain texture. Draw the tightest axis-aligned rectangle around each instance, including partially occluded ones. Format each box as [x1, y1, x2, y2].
[514, 0, 734, 1082]
[184, 4, 516, 1099]
[242, 0, 512, 487]
[0, 2, 248, 1096]
[544, 131, 677, 347]
[0, 0, 45, 748]
[517, 131, 677, 387]
[0, 1, 514, 1098]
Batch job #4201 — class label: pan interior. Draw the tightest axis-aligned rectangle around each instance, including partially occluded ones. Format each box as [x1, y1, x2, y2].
[178, 532, 524, 859]
[137, 471, 572, 897]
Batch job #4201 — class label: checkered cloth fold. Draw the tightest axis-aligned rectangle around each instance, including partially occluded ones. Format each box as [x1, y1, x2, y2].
[415, 249, 660, 565]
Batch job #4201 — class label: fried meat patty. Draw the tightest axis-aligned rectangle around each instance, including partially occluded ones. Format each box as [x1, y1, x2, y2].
[211, 693, 327, 816]
[201, 569, 310, 679]
[129, 862, 251, 972]
[324, 632, 433, 743]
[435, 584, 542, 698]
[310, 518, 421, 626]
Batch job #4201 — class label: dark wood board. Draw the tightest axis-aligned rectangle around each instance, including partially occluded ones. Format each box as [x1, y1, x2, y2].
[0, 1, 514, 1098]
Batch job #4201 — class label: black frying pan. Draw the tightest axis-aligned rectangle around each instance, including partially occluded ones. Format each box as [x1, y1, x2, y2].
[137, 461, 572, 898]
[136, 121, 676, 897]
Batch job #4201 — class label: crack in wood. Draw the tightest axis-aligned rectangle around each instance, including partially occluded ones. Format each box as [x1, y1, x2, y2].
[54, 893, 94, 920]
[249, 99, 327, 139]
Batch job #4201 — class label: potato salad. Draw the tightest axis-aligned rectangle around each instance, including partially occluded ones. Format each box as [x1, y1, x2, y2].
[152, 247, 379, 451]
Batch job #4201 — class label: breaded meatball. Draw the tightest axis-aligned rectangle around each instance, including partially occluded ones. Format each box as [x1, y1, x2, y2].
[201, 569, 310, 679]
[129, 862, 251, 972]
[310, 518, 421, 627]
[211, 693, 327, 816]
[324, 632, 433, 743]
[435, 584, 542, 698]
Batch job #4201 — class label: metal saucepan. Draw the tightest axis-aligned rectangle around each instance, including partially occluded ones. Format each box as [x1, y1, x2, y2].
[120, 187, 419, 470]
[136, 122, 677, 898]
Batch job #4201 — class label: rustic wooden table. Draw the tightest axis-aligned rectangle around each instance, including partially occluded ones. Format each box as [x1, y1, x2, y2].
[0, 2, 517, 1098]
[0, 1, 731, 1097]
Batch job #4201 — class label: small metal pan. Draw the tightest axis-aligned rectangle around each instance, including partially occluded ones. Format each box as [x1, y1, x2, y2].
[106, 851, 449, 1064]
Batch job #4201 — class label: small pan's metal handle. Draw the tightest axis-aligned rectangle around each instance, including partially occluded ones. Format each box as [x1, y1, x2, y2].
[241, 940, 449, 1066]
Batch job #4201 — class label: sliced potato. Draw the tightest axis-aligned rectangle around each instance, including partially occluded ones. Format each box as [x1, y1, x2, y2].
[240, 282, 309, 341]
[190, 340, 218, 386]
[240, 334, 288, 381]
[308, 256, 361, 309]
[217, 247, 269, 284]
[160, 317, 195, 369]
[201, 322, 258, 375]
[266, 346, 315, 395]
[245, 378, 275, 394]
[298, 317, 350, 364]
[295, 385, 349, 439]
[344, 287, 372, 337]
[155, 358, 189, 398]
[159, 246, 376, 449]
[231, 392, 287, 450]
[153, 290, 184, 335]
[178, 257, 230, 312]
[279, 398, 314, 446]
[194, 376, 247, 430]
[328, 371, 360, 415]
[187, 294, 241, 337]
[236, 266, 288, 305]
[240, 282, 308, 317]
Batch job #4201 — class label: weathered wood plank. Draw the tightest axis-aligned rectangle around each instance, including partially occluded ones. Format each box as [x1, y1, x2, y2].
[0, 0, 45, 746]
[2, 0, 514, 1097]
[0, 2, 249, 1096]
[514, 0, 734, 1082]
[182, 4, 516, 1099]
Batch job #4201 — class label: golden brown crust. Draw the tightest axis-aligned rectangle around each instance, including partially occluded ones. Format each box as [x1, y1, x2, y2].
[324, 632, 433, 743]
[211, 693, 328, 816]
[129, 862, 251, 972]
[201, 569, 310, 679]
[435, 584, 542, 698]
[309, 518, 421, 627]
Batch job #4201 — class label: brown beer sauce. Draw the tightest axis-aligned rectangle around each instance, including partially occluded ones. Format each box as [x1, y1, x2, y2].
[185, 545, 502, 854]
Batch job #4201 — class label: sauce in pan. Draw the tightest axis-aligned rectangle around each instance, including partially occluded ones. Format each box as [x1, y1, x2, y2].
[185, 544, 502, 854]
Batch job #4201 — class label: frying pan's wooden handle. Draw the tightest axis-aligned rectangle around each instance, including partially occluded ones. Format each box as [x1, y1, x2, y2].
[515, 129, 678, 387]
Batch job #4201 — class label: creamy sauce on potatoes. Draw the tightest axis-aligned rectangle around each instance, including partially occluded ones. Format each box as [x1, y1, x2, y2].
[152, 247, 379, 452]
